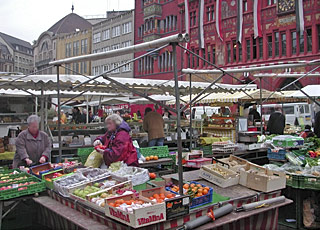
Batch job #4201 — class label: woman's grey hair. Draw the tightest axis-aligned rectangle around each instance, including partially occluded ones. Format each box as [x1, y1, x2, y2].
[27, 115, 40, 125]
[105, 114, 123, 126]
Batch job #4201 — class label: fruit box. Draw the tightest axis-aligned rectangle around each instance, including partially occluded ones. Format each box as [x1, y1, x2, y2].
[105, 193, 166, 228]
[219, 155, 248, 173]
[185, 158, 212, 168]
[239, 162, 286, 192]
[272, 136, 304, 148]
[42, 169, 73, 190]
[200, 164, 239, 188]
[30, 163, 62, 178]
[140, 186, 190, 220]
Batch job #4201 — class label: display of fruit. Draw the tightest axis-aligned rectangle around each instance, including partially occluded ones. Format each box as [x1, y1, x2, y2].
[72, 185, 101, 199]
[0, 181, 37, 191]
[115, 188, 138, 196]
[147, 192, 176, 203]
[166, 182, 210, 198]
[149, 173, 156, 179]
[145, 155, 159, 161]
[108, 199, 152, 213]
[0, 176, 28, 184]
[89, 192, 116, 207]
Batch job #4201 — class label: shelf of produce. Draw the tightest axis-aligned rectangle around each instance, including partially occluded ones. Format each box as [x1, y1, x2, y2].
[140, 158, 172, 167]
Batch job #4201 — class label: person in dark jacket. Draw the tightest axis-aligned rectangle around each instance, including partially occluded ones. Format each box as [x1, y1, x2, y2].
[72, 107, 82, 124]
[93, 114, 138, 167]
[314, 111, 320, 138]
[267, 106, 286, 135]
[249, 104, 261, 122]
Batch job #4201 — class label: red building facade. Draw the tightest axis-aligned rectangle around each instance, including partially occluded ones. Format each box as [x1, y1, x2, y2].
[134, 0, 320, 91]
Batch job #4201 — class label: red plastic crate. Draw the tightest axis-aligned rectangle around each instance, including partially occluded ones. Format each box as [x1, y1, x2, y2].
[185, 158, 212, 168]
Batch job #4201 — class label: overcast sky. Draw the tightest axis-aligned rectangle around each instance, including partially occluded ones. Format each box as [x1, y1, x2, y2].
[0, 0, 134, 44]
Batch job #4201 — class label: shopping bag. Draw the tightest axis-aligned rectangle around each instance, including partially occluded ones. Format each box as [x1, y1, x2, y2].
[84, 150, 104, 168]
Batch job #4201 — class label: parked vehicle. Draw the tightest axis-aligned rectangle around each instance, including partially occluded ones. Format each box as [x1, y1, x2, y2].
[189, 106, 231, 119]
[256, 103, 312, 126]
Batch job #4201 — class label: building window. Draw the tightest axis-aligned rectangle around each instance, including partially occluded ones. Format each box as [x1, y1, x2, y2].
[190, 11, 196, 27]
[299, 33, 304, 54]
[291, 31, 297, 55]
[103, 64, 110, 72]
[122, 61, 131, 72]
[267, 35, 272, 58]
[102, 29, 110, 40]
[102, 47, 110, 52]
[207, 45, 211, 63]
[267, 0, 276, 5]
[232, 40, 237, 62]
[123, 22, 132, 34]
[244, 1, 248, 12]
[212, 46, 216, 64]
[253, 37, 257, 59]
[81, 39, 87, 54]
[196, 50, 200, 66]
[281, 33, 286, 56]
[122, 40, 131, 48]
[111, 63, 120, 73]
[93, 32, 101, 43]
[206, 5, 214, 21]
[73, 41, 79, 56]
[112, 44, 120, 50]
[238, 43, 242, 62]
[227, 43, 231, 63]
[306, 28, 312, 52]
[258, 37, 263, 59]
[73, 62, 79, 73]
[246, 39, 251, 61]
[274, 32, 279, 57]
[192, 48, 195, 68]
[112, 26, 121, 37]
[65, 43, 71, 57]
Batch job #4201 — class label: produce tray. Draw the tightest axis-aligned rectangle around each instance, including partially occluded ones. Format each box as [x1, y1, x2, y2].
[267, 148, 287, 160]
[167, 181, 213, 209]
[0, 176, 45, 200]
[140, 146, 169, 158]
[185, 158, 212, 168]
[300, 175, 320, 190]
[30, 163, 62, 178]
[42, 169, 74, 189]
[0, 172, 32, 186]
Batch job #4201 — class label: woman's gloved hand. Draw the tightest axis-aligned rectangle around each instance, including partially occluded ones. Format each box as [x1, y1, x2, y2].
[93, 140, 102, 146]
[25, 158, 33, 165]
[39, 156, 46, 164]
[95, 148, 105, 154]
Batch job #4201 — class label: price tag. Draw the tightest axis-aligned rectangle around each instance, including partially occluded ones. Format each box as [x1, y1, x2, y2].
[167, 136, 172, 141]
[53, 143, 59, 148]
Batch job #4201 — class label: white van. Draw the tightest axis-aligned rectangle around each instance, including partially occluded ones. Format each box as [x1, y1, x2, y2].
[258, 103, 312, 126]
[190, 106, 230, 119]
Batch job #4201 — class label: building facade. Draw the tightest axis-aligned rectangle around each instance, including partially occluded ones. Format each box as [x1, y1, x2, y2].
[91, 10, 134, 78]
[0, 32, 33, 74]
[134, 0, 182, 79]
[34, 13, 92, 75]
[0, 42, 14, 72]
[180, 0, 320, 90]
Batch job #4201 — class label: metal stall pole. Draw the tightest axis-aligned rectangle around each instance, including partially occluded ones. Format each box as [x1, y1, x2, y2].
[56, 65, 62, 162]
[45, 96, 48, 132]
[86, 95, 89, 124]
[259, 77, 263, 135]
[35, 97, 38, 114]
[172, 43, 183, 195]
[40, 86, 44, 131]
[189, 73, 193, 150]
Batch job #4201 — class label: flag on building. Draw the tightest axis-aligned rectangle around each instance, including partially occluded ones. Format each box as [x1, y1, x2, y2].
[296, 0, 304, 36]
[215, 0, 223, 41]
[253, 0, 262, 38]
[184, 0, 190, 55]
[236, 0, 243, 43]
[198, 0, 205, 49]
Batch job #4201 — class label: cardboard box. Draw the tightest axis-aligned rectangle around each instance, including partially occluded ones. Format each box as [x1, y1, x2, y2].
[140, 186, 189, 220]
[105, 194, 166, 228]
[200, 164, 239, 188]
[219, 155, 248, 173]
[239, 162, 286, 192]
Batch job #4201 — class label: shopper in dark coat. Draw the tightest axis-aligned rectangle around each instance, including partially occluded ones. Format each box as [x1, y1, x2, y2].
[314, 111, 320, 138]
[267, 106, 286, 135]
[249, 104, 261, 121]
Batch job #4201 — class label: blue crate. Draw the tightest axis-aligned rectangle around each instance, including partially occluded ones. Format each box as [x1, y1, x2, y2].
[267, 148, 286, 160]
[166, 181, 213, 209]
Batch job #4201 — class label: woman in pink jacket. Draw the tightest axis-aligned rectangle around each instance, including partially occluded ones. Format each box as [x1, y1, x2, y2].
[94, 114, 138, 167]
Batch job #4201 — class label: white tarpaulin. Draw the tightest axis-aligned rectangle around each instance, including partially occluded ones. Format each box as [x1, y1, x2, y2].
[289, 85, 320, 98]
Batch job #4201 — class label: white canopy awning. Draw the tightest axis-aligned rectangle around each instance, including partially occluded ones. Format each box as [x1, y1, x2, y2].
[289, 85, 320, 98]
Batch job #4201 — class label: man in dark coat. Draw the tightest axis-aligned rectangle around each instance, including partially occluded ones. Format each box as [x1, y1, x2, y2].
[267, 106, 286, 135]
[249, 104, 261, 122]
[314, 111, 320, 138]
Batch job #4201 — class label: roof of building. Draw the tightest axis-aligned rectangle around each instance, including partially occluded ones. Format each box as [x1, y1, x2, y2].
[47, 13, 92, 34]
[0, 32, 32, 51]
[0, 42, 11, 55]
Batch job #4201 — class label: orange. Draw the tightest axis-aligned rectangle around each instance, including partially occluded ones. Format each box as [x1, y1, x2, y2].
[125, 200, 132, 205]
[115, 203, 120, 207]
[149, 173, 156, 179]
[203, 189, 209, 195]
[157, 199, 164, 203]
[204, 187, 210, 190]
[197, 188, 203, 194]
[149, 196, 154, 200]
[109, 202, 115, 207]
[149, 155, 154, 160]
[190, 183, 195, 188]
[192, 188, 198, 193]
[153, 194, 160, 199]
[183, 184, 189, 189]
[196, 192, 203, 197]
[160, 193, 165, 199]
[154, 156, 159, 160]
[145, 157, 150, 161]
[197, 184, 202, 188]
[166, 193, 174, 199]
[115, 199, 124, 204]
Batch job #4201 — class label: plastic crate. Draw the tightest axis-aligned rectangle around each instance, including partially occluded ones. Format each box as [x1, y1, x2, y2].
[286, 174, 301, 189]
[30, 163, 62, 178]
[267, 148, 287, 160]
[0, 176, 46, 200]
[299, 175, 320, 190]
[77, 147, 94, 164]
[185, 158, 212, 168]
[200, 145, 213, 156]
[0, 172, 32, 185]
[166, 181, 213, 209]
[140, 146, 169, 158]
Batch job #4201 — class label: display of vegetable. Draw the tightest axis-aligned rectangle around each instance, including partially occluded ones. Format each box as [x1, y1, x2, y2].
[285, 152, 304, 166]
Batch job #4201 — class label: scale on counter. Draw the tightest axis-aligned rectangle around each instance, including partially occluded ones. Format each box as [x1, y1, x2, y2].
[236, 117, 261, 148]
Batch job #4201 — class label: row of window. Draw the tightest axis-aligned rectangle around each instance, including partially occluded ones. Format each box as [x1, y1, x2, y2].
[187, 46, 216, 69]
[14, 66, 31, 74]
[93, 22, 132, 44]
[137, 51, 174, 74]
[92, 62, 132, 75]
[138, 15, 178, 38]
[65, 39, 88, 58]
[92, 40, 132, 54]
[226, 27, 314, 64]
[65, 62, 88, 75]
[15, 56, 33, 64]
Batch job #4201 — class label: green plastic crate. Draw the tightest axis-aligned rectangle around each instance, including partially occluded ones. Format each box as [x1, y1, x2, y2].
[299, 175, 320, 190]
[0, 176, 46, 200]
[286, 174, 301, 188]
[78, 147, 94, 164]
[140, 146, 169, 158]
[42, 169, 74, 190]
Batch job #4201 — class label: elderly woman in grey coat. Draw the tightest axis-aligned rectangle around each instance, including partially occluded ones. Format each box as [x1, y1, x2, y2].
[13, 115, 51, 168]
